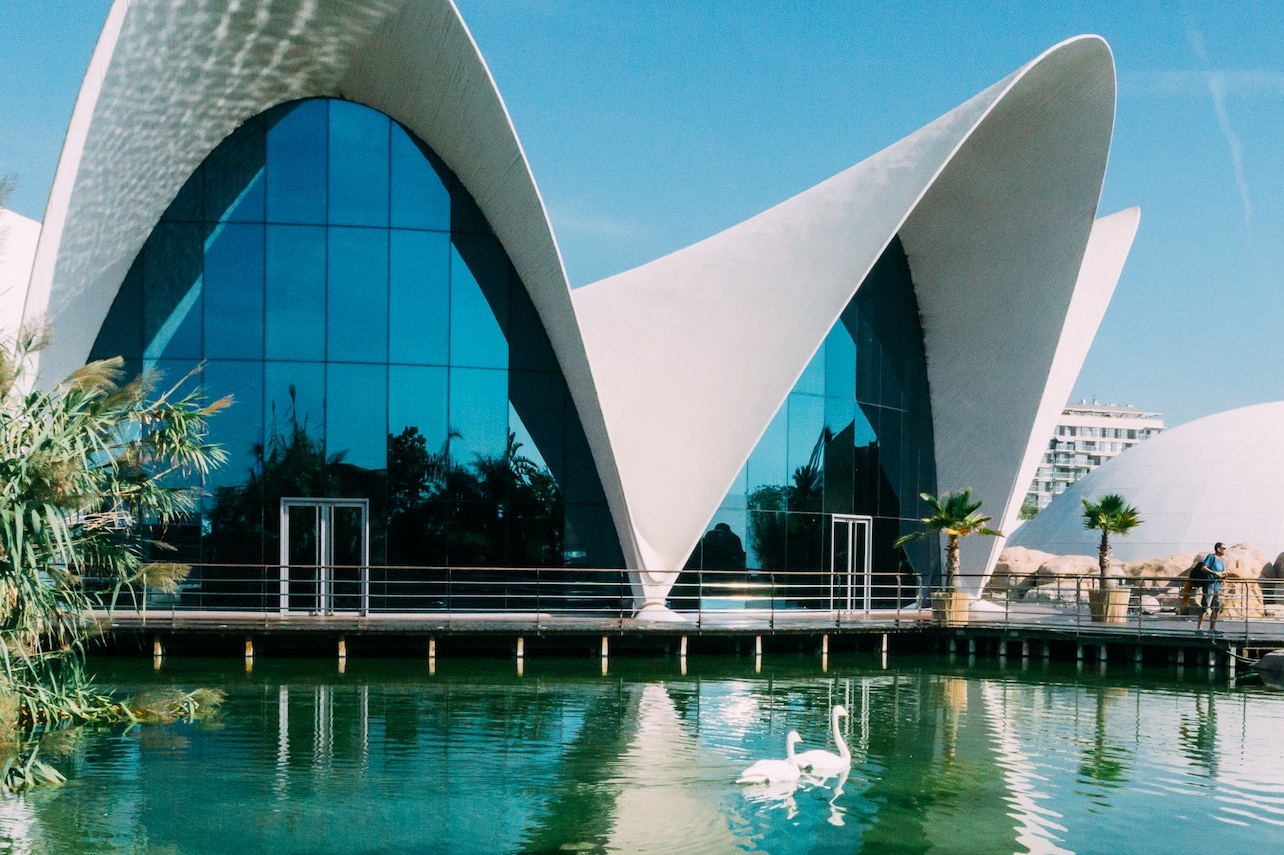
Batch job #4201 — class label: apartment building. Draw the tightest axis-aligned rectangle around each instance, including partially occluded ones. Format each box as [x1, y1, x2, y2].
[1027, 400, 1164, 510]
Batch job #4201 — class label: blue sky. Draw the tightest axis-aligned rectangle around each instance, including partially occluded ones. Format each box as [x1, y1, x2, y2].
[2, 1, 1281, 427]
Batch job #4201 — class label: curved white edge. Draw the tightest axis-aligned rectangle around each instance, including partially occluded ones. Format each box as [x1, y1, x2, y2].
[26, 0, 637, 570]
[977, 206, 1140, 587]
[892, 36, 1118, 597]
[575, 37, 1120, 604]
[0, 210, 42, 336]
[1008, 401, 1284, 562]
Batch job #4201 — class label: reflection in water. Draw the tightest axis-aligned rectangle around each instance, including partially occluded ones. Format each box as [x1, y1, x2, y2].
[5, 660, 1284, 854]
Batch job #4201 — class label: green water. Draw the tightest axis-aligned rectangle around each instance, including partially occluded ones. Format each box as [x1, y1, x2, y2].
[2, 654, 1281, 854]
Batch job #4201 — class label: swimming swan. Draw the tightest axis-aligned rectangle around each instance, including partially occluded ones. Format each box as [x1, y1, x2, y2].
[737, 731, 803, 783]
[794, 705, 850, 774]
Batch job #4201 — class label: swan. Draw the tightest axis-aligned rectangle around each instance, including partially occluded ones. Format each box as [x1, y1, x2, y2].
[737, 731, 803, 783]
[794, 705, 850, 775]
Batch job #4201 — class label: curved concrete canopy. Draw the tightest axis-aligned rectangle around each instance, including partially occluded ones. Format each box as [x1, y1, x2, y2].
[573, 37, 1124, 599]
[24, 0, 637, 567]
[1009, 402, 1284, 562]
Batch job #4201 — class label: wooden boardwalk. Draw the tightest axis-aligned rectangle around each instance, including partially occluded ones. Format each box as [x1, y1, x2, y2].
[93, 602, 1284, 665]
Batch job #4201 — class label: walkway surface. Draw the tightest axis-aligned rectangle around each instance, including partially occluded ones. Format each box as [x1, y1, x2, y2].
[95, 601, 1284, 654]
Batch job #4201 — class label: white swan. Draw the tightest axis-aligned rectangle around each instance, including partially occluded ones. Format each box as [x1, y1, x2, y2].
[794, 705, 850, 775]
[737, 731, 803, 783]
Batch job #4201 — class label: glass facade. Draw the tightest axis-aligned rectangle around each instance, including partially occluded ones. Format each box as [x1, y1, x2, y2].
[678, 238, 940, 606]
[89, 98, 623, 607]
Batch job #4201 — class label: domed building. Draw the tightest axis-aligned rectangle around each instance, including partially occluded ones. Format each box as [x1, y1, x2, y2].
[1009, 402, 1284, 562]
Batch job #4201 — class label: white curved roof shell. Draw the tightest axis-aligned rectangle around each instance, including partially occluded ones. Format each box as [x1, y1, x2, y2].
[1009, 402, 1284, 561]
[576, 36, 1132, 597]
[22, 0, 1137, 606]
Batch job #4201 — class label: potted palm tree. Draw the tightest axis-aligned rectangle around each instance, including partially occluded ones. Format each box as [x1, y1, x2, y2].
[1081, 493, 1141, 623]
[895, 490, 1002, 625]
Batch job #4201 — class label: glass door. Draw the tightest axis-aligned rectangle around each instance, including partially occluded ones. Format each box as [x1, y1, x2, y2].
[830, 514, 873, 611]
[279, 498, 369, 614]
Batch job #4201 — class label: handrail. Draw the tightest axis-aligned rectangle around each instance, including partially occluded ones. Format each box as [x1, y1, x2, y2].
[86, 562, 926, 624]
[986, 568, 1281, 642]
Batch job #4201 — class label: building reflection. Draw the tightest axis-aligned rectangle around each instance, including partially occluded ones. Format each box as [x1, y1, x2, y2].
[13, 666, 1280, 853]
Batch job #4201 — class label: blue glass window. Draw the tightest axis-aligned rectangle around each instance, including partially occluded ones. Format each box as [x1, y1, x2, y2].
[449, 241, 508, 370]
[204, 223, 265, 360]
[328, 100, 390, 228]
[389, 230, 450, 366]
[203, 360, 264, 491]
[390, 124, 450, 231]
[327, 363, 388, 471]
[267, 100, 327, 224]
[265, 225, 326, 360]
[448, 367, 509, 465]
[327, 227, 388, 363]
[89, 97, 623, 576]
[142, 223, 203, 362]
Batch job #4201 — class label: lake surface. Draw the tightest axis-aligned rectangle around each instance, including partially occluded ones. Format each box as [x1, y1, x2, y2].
[2, 653, 1282, 854]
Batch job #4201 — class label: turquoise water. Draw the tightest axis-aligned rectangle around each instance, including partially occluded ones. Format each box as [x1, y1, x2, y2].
[2, 654, 1282, 854]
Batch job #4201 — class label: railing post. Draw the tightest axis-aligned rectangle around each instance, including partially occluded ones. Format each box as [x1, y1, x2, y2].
[770, 574, 776, 631]
[697, 567, 703, 629]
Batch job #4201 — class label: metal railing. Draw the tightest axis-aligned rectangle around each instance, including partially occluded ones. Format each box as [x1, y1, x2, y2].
[93, 563, 925, 626]
[975, 571, 1284, 641]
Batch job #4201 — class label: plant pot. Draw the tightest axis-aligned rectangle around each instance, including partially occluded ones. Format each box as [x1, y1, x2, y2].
[1088, 586, 1130, 623]
[931, 590, 970, 626]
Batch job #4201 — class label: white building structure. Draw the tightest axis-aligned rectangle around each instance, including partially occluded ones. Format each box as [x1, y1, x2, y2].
[1026, 400, 1164, 510]
[5, 0, 1138, 615]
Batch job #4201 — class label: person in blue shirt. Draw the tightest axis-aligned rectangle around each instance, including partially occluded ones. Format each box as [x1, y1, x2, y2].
[1195, 542, 1227, 632]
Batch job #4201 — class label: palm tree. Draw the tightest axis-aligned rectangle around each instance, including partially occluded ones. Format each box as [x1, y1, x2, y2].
[0, 321, 230, 738]
[894, 489, 1002, 591]
[1080, 493, 1142, 587]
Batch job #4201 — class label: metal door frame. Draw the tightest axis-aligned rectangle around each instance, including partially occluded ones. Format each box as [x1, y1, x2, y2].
[279, 498, 369, 615]
[829, 514, 873, 611]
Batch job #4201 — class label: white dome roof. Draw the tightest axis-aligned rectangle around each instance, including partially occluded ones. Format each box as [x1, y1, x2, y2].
[1010, 402, 1284, 561]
